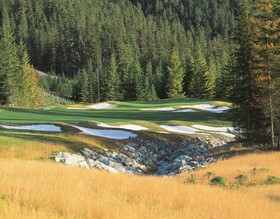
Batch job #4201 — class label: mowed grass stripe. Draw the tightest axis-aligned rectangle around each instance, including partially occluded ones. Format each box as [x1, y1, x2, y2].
[0, 98, 233, 126]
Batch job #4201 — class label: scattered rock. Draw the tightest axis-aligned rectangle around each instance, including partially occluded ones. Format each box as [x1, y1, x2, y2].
[54, 137, 223, 175]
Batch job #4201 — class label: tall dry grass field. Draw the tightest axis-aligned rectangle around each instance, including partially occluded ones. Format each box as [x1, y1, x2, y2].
[0, 141, 66, 160]
[0, 153, 280, 218]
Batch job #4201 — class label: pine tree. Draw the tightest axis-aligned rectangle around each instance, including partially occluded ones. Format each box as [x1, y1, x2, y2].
[166, 49, 185, 98]
[16, 43, 39, 107]
[106, 53, 122, 101]
[274, 2, 280, 146]
[87, 60, 96, 103]
[0, 6, 20, 106]
[118, 43, 140, 100]
[251, 0, 280, 147]
[206, 58, 217, 99]
[215, 54, 235, 101]
[184, 54, 195, 97]
[136, 62, 158, 101]
[189, 42, 208, 99]
[21, 50, 41, 108]
[80, 69, 89, 103]
[145, 62, 158, 100]
[154, 61, 164, 98]
[231, 0, 267, 143]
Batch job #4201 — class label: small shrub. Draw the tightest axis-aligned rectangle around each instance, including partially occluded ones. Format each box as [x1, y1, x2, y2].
[185, 173, 196, 184]
[265, 176, 280, 185]
[206, 172, 215, 180]
[228, 184, 243, 190]
[251, 167, 257, 176]
[251, 167, 269, 176]
[259, 167, 269, 172]
[184, 178, 196, 184]
[235, 175, 248, 185]
[210, 176, 226, 187]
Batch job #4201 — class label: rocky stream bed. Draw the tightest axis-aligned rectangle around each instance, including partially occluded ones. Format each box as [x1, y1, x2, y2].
[54, 135, 231, 175]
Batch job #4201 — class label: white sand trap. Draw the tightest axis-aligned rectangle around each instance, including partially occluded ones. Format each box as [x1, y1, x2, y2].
[160, 125, 198, 134]
[67, 103, 117, 110]
[181, 104, 230, 113]
[192, 125, 235, 133]
[88, 103, 117, 109]
[142, 107, 175, 111]
[0, 124, 61, 132]
[98, 123, 148, 131]
[173, 109, 197, 113]
[73, 126, 137, 140]
[67, 108, 88, 110]
[193, 125, 236, 138]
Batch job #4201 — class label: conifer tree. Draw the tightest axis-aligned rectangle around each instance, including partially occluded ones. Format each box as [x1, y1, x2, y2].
[215, 54, 235, 101]
[15, 43, 40, 107]
[106, 53, 122, 101]
[80, 69, 89, 103]
[136, 62, 158, 101]
[145, 62, 158, 100]
[184, 54, 195, 97]
[189, 42, 208, 99]
[166, 49, 185, 98]
[231, 0, 267, 143]
[154, 61, 164, 98]
[87, 60, 96, 103]
[206, 58, 217, 99]
[251, 0, 280, 147]
[21, 50, 41, 108]
[0, 6, 20, 106]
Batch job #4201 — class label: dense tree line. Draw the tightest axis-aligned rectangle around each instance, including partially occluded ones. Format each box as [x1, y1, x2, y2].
[0, 0, 237, 102]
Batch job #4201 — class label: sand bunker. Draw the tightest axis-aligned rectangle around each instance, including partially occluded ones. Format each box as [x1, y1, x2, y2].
[73, 126, 137, 140]
[173, 109, 197, 113]
[0, 124, 61, 132]
[67, 103, 117, 110]
[87, 103, 117, 109]
[180, 104, 230, 113]
[97, 123, 148, 131]
[192, 125, 235, 133]
[160, 125, 198, 134]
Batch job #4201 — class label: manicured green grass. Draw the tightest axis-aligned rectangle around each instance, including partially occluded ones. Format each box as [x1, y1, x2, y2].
[0, 98, 233, 127]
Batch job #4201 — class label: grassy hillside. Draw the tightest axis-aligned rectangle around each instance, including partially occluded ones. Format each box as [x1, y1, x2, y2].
[0, 153, 280, 218]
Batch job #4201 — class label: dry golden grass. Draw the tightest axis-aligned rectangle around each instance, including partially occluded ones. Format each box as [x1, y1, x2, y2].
[0, 153, 280, 218]
[0, 142, 66, 160]
[70, 134, 120, 151]
[181, 152, 280, 185]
